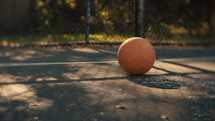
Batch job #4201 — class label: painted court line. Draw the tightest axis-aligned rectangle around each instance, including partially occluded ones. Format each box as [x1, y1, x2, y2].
[157, 56, 215, 62]
[0, 61, 118, 67]
[0, 56, 215, 67]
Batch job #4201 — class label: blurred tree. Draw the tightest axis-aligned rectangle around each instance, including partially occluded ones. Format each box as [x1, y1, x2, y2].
[0, 0, 214, 37]
[90, 0, 135, 35]
[145, 0, 215, 35]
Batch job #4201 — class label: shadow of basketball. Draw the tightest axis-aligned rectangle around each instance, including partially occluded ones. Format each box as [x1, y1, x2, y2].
[127, 75, 181, 89]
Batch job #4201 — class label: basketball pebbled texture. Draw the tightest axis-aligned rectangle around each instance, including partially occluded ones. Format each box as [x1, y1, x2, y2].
[117, 37, 156, 75]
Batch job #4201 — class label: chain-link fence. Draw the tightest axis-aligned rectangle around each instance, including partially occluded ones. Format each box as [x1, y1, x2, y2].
[0, 0, 214, 47]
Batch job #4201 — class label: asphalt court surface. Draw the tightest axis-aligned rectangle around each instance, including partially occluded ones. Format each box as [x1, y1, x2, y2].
[0, 47, 215, 121]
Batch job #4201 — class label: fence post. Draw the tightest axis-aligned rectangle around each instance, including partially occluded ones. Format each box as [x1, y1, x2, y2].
[135, 0, 145, 38]
[85, 0, 90, 44]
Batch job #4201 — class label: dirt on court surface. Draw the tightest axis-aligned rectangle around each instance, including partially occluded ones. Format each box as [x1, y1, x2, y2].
[0, 47, 215, 121]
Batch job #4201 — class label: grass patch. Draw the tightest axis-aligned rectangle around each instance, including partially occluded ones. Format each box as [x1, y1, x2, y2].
[0, 33, 214, 47]
[0, 34, 132, 46]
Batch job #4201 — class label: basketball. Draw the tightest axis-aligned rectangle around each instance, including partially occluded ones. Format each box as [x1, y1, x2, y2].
[117, 37, 156, 75]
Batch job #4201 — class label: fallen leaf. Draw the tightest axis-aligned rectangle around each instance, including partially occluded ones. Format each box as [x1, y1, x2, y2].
[161, 115, 169, 120]
[115, 105, 126, 110]
[34, 116, 39, 121]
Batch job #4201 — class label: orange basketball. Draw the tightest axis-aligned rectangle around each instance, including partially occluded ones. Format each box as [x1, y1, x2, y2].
[117, 37, 156, 75]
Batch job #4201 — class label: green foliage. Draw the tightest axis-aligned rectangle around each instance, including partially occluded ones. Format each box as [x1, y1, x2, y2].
[90, 0, 135, 34]
[0, 0, 214, 44]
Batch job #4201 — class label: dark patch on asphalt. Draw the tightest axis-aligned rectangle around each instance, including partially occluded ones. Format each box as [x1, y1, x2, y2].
[127, 75, 181, 89]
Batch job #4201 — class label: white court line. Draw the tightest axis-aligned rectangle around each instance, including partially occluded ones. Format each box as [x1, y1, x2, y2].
[0, 61, 118, 67]
[0, 56, 215, 67]
[157, 56, 215, 62]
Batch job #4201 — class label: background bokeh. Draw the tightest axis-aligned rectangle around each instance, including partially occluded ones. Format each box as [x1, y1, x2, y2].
[0, 0, 214, 46]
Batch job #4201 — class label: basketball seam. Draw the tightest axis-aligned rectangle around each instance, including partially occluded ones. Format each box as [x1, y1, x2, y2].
[119, 43, 143, 74]
[133, 52, 156, 60]
[127, 47, 155, 74]
[129, 38, 155, 59]
[128, 40, 155, 73]
[126, 52, 146, 74]
[130, 41, 155, 59]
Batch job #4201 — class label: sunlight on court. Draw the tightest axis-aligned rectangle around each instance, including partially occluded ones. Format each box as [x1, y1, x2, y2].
[0, 49, 215, 121]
